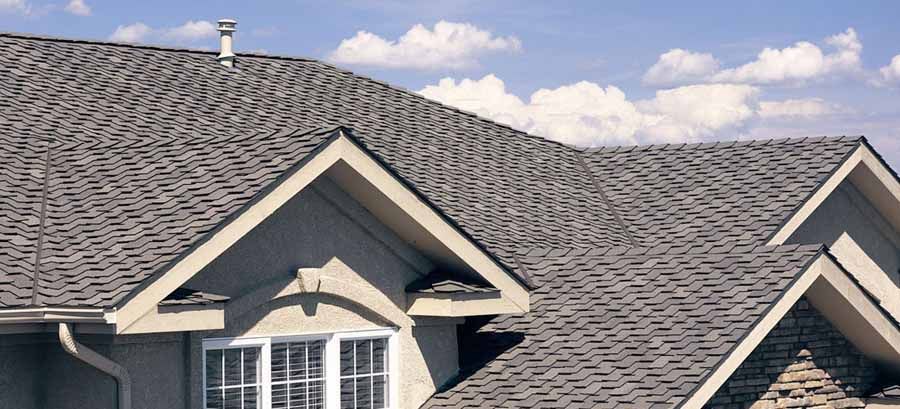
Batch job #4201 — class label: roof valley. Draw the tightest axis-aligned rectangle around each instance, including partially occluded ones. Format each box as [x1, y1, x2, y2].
[29, 141, 52, 307]
[572, 149, 639, 247]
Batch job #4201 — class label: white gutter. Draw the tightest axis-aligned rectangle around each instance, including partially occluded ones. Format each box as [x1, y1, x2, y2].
[0, 307, 115, 324]
[58, 323, 132, 409]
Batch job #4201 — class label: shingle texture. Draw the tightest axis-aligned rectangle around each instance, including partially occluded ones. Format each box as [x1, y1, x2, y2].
[0, 32, 632, 282]
[578, 138, 861, 247]
[4, 126, 336, 307]
[424, 245, 824, 409]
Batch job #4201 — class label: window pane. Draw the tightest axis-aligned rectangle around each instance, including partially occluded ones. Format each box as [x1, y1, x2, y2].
[340, 378, 355, 409]
[223, 388, 242, 409]
[224, 349, 243, 387]
[206, 350, 223, 389]
[290, 382, 307, 407]
[340, 341, 354, 377]
[356, 375, 372, 408]
[355, 340, 372, 375]
[289, 342, 307, 380]
[243, 386, 259, 409]
[244, 348, 259, 384]
[308, 340, 325, 379]
[271, 383, 288, 409]
[372, 339, 386, 374]
[373, 375, 387, 409]
[206, 388, 223, 409]
[308, 380, 325, 409]
[272, 343, 288, 383]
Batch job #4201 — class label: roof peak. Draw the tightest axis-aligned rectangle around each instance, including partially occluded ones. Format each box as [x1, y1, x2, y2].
[578, 135, 866, 154]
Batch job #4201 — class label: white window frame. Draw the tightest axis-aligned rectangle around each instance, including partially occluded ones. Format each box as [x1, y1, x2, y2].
[203, 328, 399, 409]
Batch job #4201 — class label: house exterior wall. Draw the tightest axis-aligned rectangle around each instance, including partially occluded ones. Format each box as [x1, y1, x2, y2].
[182, 176, 459, 409]
[706, 297, 878, 409]
[0, 332, 189, 409]
[787, 180, 900, 319]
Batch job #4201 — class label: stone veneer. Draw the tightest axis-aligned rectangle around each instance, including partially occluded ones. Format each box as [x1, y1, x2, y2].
[706, 297, 879, 409]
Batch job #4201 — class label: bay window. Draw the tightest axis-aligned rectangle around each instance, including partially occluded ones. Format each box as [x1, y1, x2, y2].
[203, 329, 397, 409]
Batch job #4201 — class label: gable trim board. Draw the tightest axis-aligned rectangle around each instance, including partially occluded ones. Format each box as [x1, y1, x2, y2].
[113, 128, 531, 333]
[680, 250, 900, 409]
[768, 142, 900, 246]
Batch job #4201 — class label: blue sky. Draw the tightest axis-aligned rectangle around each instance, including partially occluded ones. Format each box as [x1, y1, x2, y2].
[2, 0, 899, 168]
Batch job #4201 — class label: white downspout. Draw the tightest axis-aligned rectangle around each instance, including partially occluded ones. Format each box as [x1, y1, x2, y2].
[58, 323, 132, 409]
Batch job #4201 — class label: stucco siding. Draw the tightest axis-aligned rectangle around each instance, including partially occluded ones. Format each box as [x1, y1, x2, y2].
[183, 176, 459, 409]
[788, 180, 900, 318]
[0, 333, 189, 409]
[0, 336, 44, 409]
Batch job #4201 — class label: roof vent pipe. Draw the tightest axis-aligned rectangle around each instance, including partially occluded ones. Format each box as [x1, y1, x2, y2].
[216, 19, 237, 68]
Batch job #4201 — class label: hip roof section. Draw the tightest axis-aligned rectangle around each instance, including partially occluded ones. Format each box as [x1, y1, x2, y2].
[424, 244, 825, 409]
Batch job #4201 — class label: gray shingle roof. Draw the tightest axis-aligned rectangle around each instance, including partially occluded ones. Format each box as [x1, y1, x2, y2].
[578, 137, 862, 247]
[424, 244, 825, 409]
[4, 126, 336, 308]
[0, 32, 633, 285]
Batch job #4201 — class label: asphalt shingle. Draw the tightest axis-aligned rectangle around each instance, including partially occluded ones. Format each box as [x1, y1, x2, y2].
[424, 245, 825, 409]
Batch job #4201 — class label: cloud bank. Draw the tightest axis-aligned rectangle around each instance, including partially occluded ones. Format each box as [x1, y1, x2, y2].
[328, 21, 521, 70]
[109, 20, 217, 44]
[644, 28, 863, 86]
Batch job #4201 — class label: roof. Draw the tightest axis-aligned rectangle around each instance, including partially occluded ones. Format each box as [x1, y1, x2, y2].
[1, 126, 336, 307]
[424, 244, 825, 409]
[0, 32, 890, 408]
[578, 136, 862, 247]
[0, 32, 632, 284]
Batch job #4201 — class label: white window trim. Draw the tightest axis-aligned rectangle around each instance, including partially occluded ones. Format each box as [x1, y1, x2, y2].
[202, 328, 399, 409]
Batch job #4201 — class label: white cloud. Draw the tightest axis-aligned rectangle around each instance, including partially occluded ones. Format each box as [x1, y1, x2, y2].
[0, 0, 29, 14]
[109, 22, 152, 43]
[875, 55, 900, 87]
[64, 0, 90, 16]
[636, 84, 759, 142]
[162, 20, 217, 42]
[420, 75, 764, 146]
[714, 28, 862, 84]
[328, 20, 521, 70]
[643, 49, 720, 86]
[108, 20, 217, 45]
[758, 98, 848, 119]
[645, 28, 863, 86]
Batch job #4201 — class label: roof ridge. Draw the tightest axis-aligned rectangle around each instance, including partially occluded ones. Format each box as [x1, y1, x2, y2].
[1, 31, 578, 153]
[578, 135, 865, 154]
[517, 243, 825, 258]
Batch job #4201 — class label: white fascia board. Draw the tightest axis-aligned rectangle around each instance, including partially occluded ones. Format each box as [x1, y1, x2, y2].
[768, 144, 900, 245]
[406, 291, 520, 317]
[115, 132, 529, 333]
[682, 253, 900, 409]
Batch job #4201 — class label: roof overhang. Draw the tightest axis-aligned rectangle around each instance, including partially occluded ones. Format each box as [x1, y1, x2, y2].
[768, 142, 900, 245]
[681, 251, 900, 409]
[112, 129, 530, 334]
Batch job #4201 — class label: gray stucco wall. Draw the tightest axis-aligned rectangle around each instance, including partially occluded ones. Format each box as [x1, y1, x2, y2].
[787, 180, 900, 317]
[182, 176, 459, 409]
[0, 335, 44, 409]
[0, 332, 189, 409]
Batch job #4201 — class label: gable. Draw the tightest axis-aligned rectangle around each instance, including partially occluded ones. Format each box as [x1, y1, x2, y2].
[707, 297, 880, 409]
[114, 130, 531, 333]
